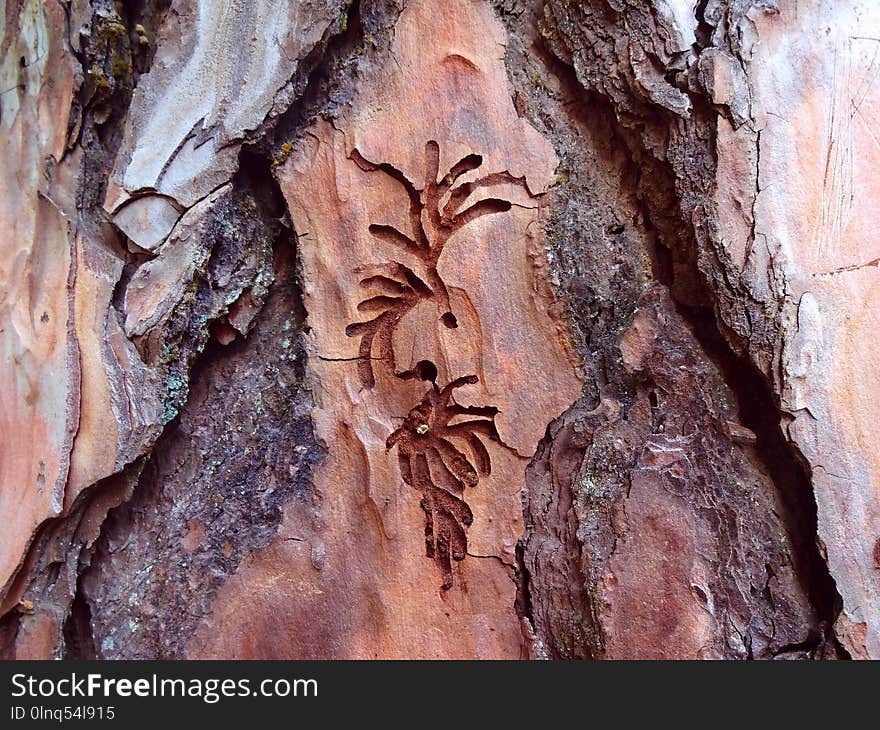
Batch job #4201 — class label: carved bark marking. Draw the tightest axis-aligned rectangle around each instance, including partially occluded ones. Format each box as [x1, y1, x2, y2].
[384, 374, 513, 588]
[347, 141, 529, 389]
[345, 141, 532, 587]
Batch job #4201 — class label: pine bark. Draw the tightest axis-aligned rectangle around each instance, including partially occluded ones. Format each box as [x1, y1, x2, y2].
[1, 0, 875, 659]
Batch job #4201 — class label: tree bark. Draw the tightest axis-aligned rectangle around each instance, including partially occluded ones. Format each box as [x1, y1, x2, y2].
[1, 0, 875, 659]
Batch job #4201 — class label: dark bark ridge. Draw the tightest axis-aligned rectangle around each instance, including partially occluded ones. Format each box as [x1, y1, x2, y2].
[67, 0, 404, 659]
[497, 0, 842, 658]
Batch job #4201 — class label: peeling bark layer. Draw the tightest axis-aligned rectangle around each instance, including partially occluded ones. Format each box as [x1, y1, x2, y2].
[1, 0, 80, 601]
[1, 0, 877, 659]
[743, 2, 880, 659]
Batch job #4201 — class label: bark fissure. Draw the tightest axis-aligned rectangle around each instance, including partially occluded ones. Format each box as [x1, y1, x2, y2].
[70, 146, 326, 657]
[667, 298, 845, 657]
[504, 0, 846, 659]
[56, 0, 409, 659]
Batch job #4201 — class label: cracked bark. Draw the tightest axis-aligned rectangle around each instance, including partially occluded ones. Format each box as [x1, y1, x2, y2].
[1, 0, 875, 659]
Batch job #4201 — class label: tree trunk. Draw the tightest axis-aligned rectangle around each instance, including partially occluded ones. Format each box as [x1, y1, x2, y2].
[1, 0, 876, 660]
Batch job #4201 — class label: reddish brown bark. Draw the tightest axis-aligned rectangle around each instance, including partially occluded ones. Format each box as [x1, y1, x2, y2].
[1, 0, 874, 659]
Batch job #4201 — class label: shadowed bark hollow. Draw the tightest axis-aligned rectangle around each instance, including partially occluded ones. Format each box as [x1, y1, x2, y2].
[1, 0, 877, 659]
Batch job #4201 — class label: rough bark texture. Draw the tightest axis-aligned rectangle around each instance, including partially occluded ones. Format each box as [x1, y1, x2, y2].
[1, 0, 876, 659]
